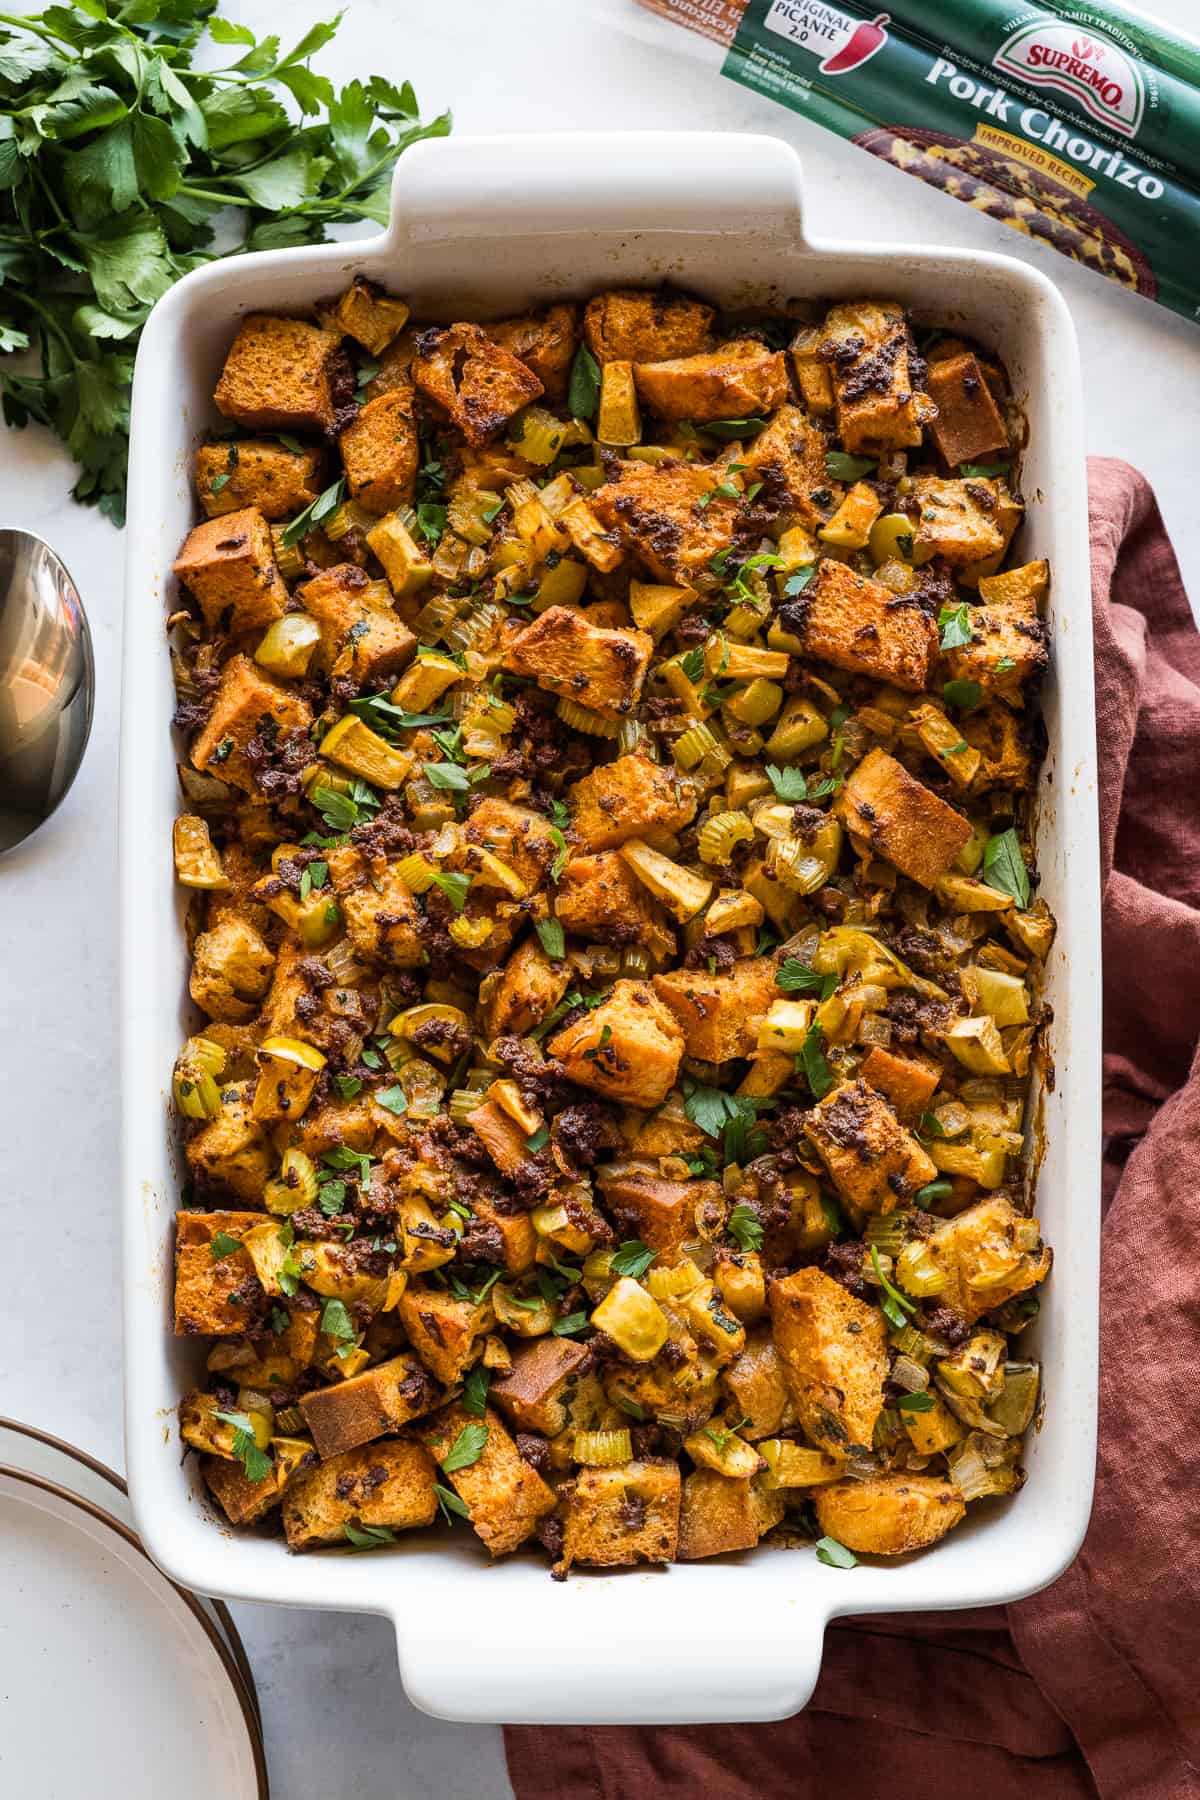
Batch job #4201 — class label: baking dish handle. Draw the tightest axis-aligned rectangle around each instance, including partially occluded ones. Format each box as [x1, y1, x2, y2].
[394, 1593, 828, 1725]
[383, 130, 808, 245]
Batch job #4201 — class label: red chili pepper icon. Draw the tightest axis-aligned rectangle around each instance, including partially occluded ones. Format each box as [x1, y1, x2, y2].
[820, 12, 890, 76]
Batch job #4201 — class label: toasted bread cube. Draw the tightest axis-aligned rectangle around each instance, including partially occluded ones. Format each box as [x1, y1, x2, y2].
[768, 1266, 889, 1455]
[421, 1404, 556, 1555]
[298, 563, 416, 684]
[195, 440, 323, 522]
[329, 277, 410, 354]
[945, 566, 1049, 704]
[597, 1166, 718, 1258]
[911, 477, 1006, 569]
[721, 1329, 797, 1440]
[590, 459, 739, 584]
[741, 405, 833, 527]
[282, 1438, 438, 1551]
[214, 314, 343, 434]
[789, 325, 835, 415]
[184, 1085, 271, 1207]
[481, 937, 570, 1038]
[554, 852, 674, 962]
[677, 1469, 785, 1560]
[652, 957, 778, 1063]
[804, 1079, 937, 1213]
[633, 340, 788, 422]
[814, 1474, 965, 1556]
[338, 387, 419, 514]
[567, 754, 697, 853]
[859, 1046, 941, 1123]
[560, 1459, 681, 1569]
[299, 1354, 442, 1460]
[489, 1337, 593, 1436]
[583, 288, 714, 365]
[412, 321, 543, 445]
[548, 979, 684, 1110]
[503, 605, 652, 719]
[820, 301, 933, 453]
[203, 1447, 313, 1526]
[335, 856, 425, 968]
[173, 507, 289, 637]
[465, 1193, 538, 1277]
[785, 559, 936, 692]
[189, 917, 274, 1024]
[918, 1196, 1051, 1326]
[397, 1282, 495, 1385]
[462, 796, 561, 892]
[925, 352, 1008, 469]
[962, 703, 1034, 792]
[174, 1208, 268, 1334]
[484, 303, 579, 402]
[190, 654, 312, 793]
[839, 748, 971, 887]
[259, 942, 365, 1058]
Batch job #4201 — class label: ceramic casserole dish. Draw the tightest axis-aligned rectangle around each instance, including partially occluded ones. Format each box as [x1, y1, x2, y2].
[121, 131, 1100, 1724]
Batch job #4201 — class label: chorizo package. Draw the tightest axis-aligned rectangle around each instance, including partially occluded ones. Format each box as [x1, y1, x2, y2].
[609, 0, 1200, 323]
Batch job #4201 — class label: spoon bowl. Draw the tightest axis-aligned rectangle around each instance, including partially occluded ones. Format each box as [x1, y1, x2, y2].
[0, 528, 94, 854]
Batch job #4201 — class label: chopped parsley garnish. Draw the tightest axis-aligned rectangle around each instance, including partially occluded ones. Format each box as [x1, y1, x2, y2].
[766, 763, 809, 803]
[434, 1482, 470, 1524]
[943, 678, 982, 712]
[982, 827, 1031, 908]
[815, 1535, 857, 1569]
[611, 1240, 657, 1279]
[896, 1391, 936, 1413]
[568, 343, 602, 422]
[777, 960, 838, 998]
[208, 1231, 241, 1261]
[343, 1522, 397, 1551]
[726, 1202, 764, 1253]
[825, 451, 876, 481]
[782, 565, 816, 598]
[958, 460, 1009, 478]
[349, 693, 451, 737]
[525, 1126, 551, 1153]
[798, 1022, 834, 1099]
[536, 917, 566, 960]
[415, 501, 447, 545]
[937, 603, 974, 651]
[320, 1298, 357, 1350]
[376, 1083, 409, 1116]
[679, 645, 706, 684]
[996, 655, 1017, 674]
[429, 869, 471, 911]
[441, 1422, 489, 1473]
[213, 1412, 272, 1485]
[703, 416, 766, 440]
[870, 1245, 916, 1331]
[333, 1074, 363, 1100]
[280, 477, 345, 549]
[462, 1364, 490, 1418]
[914, 1179, 953, 1202]
[551, 1311, 589, 1337]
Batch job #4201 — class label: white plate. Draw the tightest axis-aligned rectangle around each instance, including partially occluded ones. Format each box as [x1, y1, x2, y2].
[0, 1462, 267, 1799]
[0, 1415, 262, 1724]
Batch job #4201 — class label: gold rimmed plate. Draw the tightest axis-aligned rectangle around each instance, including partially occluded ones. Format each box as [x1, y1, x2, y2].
[0, 1420, 267, 1798]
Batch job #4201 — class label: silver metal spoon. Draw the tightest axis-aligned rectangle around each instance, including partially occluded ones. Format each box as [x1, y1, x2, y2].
[0, 528, 94, 854]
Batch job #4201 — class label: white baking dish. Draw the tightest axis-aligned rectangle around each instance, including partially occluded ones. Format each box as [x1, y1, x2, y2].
[121, 131, 1100, 1725]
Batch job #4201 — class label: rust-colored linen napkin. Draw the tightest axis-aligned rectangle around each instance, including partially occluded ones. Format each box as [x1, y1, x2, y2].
[506, 459, 1200, 1800]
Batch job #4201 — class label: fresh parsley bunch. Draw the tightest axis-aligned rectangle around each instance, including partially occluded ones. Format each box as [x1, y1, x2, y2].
[0, 1, 450, 524]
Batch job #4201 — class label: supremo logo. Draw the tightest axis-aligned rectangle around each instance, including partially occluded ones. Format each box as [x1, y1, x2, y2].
[994, 20, 1145, 139]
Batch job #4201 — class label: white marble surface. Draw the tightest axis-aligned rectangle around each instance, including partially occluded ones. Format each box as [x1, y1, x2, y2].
[3, 0, 1199, 1792]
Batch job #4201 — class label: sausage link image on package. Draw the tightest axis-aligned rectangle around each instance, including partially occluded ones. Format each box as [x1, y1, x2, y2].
[620, 0, 1200, 322]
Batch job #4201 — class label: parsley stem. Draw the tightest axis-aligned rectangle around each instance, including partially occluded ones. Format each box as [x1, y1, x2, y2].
[19, 293, 76, 363]
[176, 184, 258, 209]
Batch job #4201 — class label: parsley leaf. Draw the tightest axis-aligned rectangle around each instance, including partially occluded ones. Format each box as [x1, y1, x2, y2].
[551, 1311, 589, 1337]
[958, 460, 1009, 478]
[783, 566, 816, 598]
[938, 603, 975, 651]
[777, 959, 837, 997]
[344, 1521, 397, 1551]
[279, 477, 345, 548]
[766, 763, 808, 803]
[679, 645, 705, 684]
[703, 416, 766, 440]
[429, 869, 471, 912]
[462, 1364, 490, 1417]
[535, 917, 566, 960]
[869, 1244, 916, 1331]
[897, 1391, 936, 1413]
[610, 1240, 657, 1279]
[943, 678, 982, 712]
[547, 826, 569, 883]
[815, 1535, 857, 1569]
[349, 693, 451, 738]
[433, 1482, 469, 1524]
[996, 655, 1017, 674]
[982, 828, 1031, 909]
[568, 343, 601, 422]
[825, 451, 876, 481]
[441, 1422, 489, 1473]
[726, 1202, 764, 1253]
[914, 1179, 953, 1202]
[415, 500, 447, 545]
[423, 760, 470, 791]
[320, 1298, 356, 1348]
[799, 1022, 834, 1099]
[208, 1230, 241, 1262]
[376, 1083, 409, 1117]
[213, 1411, 272, 1485]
